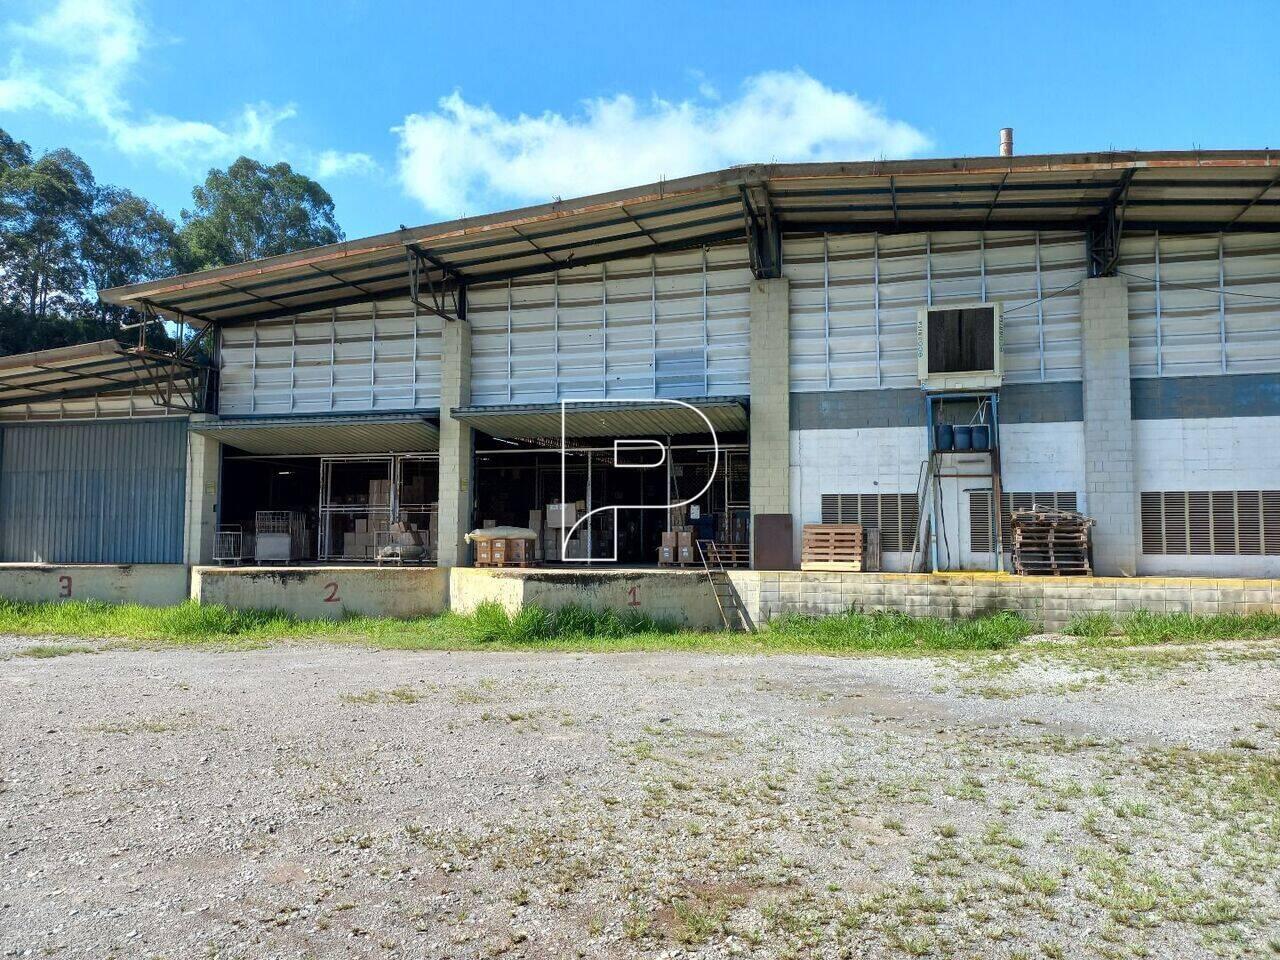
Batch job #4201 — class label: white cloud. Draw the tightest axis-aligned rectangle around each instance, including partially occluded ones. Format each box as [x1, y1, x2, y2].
[0, 0, 372, 180]
[395, 70, 930, 218]
[313, 149, 379, 179]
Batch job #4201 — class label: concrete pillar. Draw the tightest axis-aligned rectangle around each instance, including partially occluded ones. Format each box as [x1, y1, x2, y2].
[1080, 276, 1138, 576]
[183, 418, 220, 566]
[748, 278, 791, 566]
[437, 318, 473, 567]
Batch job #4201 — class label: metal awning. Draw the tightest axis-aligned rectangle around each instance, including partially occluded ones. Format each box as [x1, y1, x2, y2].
[99, 150, 1280, 328]
[191, 412, 440, 454]
[0, 340, 199, 409]
[451, 398, 748, 441]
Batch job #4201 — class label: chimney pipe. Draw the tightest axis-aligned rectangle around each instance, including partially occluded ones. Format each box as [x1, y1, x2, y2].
[1000, 127, 1014, 157]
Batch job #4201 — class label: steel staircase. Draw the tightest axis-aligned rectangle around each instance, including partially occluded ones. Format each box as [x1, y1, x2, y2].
[697, 540, 754, 632]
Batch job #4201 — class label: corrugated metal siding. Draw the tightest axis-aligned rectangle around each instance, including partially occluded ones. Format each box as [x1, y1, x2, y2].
[1121, 232, 1280, 379]
[785, 231, 1087, 391]
[467, 245, 752, 405]
[218, 299, 443, 415]
[0, 419, 187, 563]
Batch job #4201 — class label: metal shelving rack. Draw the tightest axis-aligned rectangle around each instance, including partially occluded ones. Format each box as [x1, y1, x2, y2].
[922, 389, 1005, 573]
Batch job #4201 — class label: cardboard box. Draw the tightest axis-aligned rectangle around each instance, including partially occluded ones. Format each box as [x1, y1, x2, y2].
[661, 531, 677, 549]
[355, 518, 368, 533]
[676, 531, 693, 549]
[548, 502, 576, 528]
[659, 545, 675, 564]
[528, 510, 542, 531]
[678, 545, 695, 564]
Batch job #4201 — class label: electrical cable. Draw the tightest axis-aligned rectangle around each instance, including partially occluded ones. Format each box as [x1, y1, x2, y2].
[1114, 269, 1280, 303]
[999, 276, 1087, 317]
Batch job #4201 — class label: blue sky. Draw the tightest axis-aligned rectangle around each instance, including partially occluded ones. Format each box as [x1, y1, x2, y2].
[2, 0, 1277, 241]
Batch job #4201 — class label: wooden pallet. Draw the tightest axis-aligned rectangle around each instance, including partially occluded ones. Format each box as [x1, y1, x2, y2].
[1010, 508, 1094, 576]
[802, 523, 865, 570]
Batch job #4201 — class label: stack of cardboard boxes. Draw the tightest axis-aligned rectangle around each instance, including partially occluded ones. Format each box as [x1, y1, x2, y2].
[659, 529, 696, 565]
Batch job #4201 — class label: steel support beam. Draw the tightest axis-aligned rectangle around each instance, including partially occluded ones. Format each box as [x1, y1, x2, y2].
[740, 184, 782, 279]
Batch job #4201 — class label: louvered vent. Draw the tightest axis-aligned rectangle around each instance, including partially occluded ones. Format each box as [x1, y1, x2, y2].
[1139, 490, 1280, 555]
[820, 493, 919, 552]
[968, 491, 1079, 552]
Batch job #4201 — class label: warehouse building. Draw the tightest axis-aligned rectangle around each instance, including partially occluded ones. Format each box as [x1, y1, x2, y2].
[2, 148, 1279, 594]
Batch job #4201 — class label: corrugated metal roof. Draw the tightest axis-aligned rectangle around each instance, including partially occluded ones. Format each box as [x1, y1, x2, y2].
[99, 151, 1280, 327]
[0, 340, 199, 410]
[191, 412, 440, 454]
[451, 398, 748, 440]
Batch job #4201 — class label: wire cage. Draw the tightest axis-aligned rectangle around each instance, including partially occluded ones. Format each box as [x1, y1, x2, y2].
[213, 524, 251, 565]
[254, 511, 308, 564]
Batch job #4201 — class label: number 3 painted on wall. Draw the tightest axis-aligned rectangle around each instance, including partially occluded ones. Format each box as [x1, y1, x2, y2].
[323, 581, 340, 603]
[58, 575, 72, 598]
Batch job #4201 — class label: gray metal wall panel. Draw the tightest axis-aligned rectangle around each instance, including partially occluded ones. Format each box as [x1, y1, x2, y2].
[1131, 372, 1280, 420]
[789, 382, 1084, 430]
[0, 419, 187, 563]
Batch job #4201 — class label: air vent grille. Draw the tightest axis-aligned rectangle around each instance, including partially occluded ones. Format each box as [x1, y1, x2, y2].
[820, 493, 919, 552]
[1140, 490, 1280, 555]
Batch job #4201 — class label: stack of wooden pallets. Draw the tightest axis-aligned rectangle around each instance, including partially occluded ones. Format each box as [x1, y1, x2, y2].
[1010, 507, 1094, 576]
[801, 523, 867, 571]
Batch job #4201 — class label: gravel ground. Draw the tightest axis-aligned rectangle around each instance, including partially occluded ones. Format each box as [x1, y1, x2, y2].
[3, 637, 1279, 959]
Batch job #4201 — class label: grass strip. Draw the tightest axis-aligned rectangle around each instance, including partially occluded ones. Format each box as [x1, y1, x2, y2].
[0, 598, 1275, 656]
[1065, 609, 1280, 645]
[0, 598, 1035, 654]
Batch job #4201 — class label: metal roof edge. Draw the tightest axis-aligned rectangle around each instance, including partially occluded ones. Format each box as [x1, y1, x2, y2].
[0, 339, 122, 371]
[100, 150, 1280, 308]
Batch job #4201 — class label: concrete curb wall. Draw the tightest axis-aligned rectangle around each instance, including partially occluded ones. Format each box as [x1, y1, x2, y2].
[726, 571, 1280, 630]
[191, 566, 448, 619]
[0, 563, 189, 606]
[3, 564, 1277, 632]
[450, 567, 724, 629]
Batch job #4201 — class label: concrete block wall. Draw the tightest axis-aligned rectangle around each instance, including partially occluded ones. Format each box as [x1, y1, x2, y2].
[726, 571, 1280, 631]
[437, 319, 474, 567]
[1080, 277, 1138, 575]
[749, 278, 791, 561]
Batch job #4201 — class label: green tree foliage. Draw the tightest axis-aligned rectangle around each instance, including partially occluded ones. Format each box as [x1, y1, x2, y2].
[0, 134, 346, 357]
[177, 157, 344, 271]
[0, 128, 180, 354]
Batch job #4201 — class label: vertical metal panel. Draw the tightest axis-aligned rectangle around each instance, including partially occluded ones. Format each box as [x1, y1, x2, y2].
[0, 419, 187, 563]
[1122, 231, 1280, 379]
[466, 245, 753, 405]
[785, 230, 1087, 391]
[218, 299, 444, 415]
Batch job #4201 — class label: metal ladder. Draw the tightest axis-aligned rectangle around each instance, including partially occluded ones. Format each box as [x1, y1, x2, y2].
[697, 540, 754, 632]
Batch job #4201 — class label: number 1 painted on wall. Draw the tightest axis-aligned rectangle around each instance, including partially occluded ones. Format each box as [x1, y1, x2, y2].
[627, 585, 641, 607]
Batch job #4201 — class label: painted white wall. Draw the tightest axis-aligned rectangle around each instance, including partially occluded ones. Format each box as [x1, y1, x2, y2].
[790, 422, 1087, 571]
[1134, 415, 1280, 577]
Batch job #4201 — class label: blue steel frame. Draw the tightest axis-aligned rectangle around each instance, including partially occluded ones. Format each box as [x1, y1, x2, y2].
[923, 389, 1004, 573]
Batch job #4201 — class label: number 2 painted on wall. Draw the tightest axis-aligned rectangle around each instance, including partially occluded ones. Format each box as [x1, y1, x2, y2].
[58, 575, 72, 599]
[323, 581, 340, 603]
[627, 585, 641, 607]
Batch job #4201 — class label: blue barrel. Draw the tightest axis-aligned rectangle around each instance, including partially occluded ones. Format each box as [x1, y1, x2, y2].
[935, 424, 954, 451]
[971, 424, 990, 450]
[953, 425, 973, 451]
